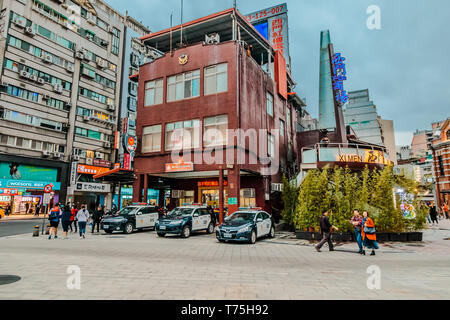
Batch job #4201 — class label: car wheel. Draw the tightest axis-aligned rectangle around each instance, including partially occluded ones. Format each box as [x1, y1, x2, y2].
[104, 230, 113, 234]
[206, 223, 214, 234]
[249, 230, 257, 244]
[123, 223, 133, 234]
[181, 226, 191, 238]
[268, 225, 275, 238]
[157, 232, 166, 237]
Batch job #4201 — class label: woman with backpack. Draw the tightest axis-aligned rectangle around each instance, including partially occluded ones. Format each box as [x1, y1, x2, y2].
[61, 204, 72, 239]
[361, 211, 379, 256]
[48, 204, 61, 240]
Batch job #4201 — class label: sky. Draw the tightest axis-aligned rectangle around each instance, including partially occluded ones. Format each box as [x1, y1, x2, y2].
[106, 0, 450, 146]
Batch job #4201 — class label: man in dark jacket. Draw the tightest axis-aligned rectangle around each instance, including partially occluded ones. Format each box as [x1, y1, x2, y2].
[315, 210, 339, 252]
[92, 205, 104, 233]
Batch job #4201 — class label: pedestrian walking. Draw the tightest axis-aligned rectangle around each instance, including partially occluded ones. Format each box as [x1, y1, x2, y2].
[350, 209, 363, 254]
[315, 210, 339, 252]
[92, 205, 104, 233]
[77, 205, 90, 239]
[34, 203, 40, 216]
[48, 205, 61, 240]
[429, 202, 439, 225]
[61, 204, 72, 239]
[443, 202, 449, 220]
[361, 211, 379, 256]
[70, 205, 78, 233]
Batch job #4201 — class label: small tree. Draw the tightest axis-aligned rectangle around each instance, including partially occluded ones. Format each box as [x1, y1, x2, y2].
[281, 175, 299, 227]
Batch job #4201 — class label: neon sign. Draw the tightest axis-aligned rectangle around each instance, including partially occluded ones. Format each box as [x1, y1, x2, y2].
[331, 53, 349, 105]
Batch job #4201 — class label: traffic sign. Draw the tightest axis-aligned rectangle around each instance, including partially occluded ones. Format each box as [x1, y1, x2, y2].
[44, 184, 53, 193]
[43, 193, 52, 205]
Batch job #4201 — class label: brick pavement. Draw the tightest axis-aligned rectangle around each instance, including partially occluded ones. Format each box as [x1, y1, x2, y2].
[0, 221, 449, 300]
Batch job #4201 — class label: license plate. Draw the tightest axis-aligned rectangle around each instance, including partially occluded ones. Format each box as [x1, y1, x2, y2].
[103, 225, 109, 229]
[160, 226, 166, 230]
[224, 233, 232, 238]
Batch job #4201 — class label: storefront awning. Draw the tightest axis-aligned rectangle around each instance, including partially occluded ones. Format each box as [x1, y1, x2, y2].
[93, 168, 136, 184]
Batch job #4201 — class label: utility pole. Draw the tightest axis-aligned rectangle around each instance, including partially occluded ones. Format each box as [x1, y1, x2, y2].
[180, 0, 183, 47]
[233, 0, 237, 9]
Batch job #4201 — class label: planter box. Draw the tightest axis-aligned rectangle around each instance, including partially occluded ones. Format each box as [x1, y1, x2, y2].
[407, 232, 423, 242]
[331, 233, 352, 242]
[389, 233, 408, 242]
[376, 232, 390, 243]
[312, 232, 322, 240]
[295, 231, 313, 240]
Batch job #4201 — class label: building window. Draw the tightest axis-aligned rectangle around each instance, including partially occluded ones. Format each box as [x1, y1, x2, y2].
[286, 107, 291, 128]
[142, 125, 162, 153]
[280, 120, 285, 137]
[204, 115, 228, 147]
[268, 133, 275, 157]
[6, 85, 39, 102]
[204, 63, 227, 95]
[167, 70, 200, 102]
[267, 92, 274, 117]
[165, 119, 200, 151]
[144, 79, 164, 106]
[127, 97, 137, 112]
[75, 127, 102, 140]
[112, 28, 120, 55]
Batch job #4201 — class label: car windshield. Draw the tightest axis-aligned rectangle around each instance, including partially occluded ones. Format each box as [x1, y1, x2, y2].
[167, 208, 194, 218]
[117, 207, 138, 216]
[227, 212, 255, 223]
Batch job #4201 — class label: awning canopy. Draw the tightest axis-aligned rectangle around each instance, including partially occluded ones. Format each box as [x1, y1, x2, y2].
[93, 168, 136, 184]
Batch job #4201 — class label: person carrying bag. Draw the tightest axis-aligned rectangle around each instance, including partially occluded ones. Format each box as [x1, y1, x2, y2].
[361, 211, 379, 256]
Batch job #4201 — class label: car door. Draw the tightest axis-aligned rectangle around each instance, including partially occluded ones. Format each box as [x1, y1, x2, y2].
[147, 207, 159, 228]
[256, 212, 265, 238]
[135, 208, 146, 229]
[262, 212, 272, 236]
[191, 209, 202, 231]
[200, 208, 211, 230]
[140, 207, 155, 228]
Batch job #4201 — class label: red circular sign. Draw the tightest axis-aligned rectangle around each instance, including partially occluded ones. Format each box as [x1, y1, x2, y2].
[44, 184, 53, 193]
[128, 136, 135, 146]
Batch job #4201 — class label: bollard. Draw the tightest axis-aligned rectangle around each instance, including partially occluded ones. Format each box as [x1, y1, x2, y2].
[33, 226, 40, 237]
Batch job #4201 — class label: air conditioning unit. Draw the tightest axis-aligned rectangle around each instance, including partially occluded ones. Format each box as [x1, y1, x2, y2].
[53, 152, 62, 159]
[87, 14, 96, 25]
[205, 33, 220, 45]
[103, 142, 111, 149]
[107, 104, 115, 111]
[96, 58, 106, 69]
[72, 155, 80, 161]
[65, 102, 72, 109]
[42, 150, 52, 157]
[19, 70, 30, 79]
[271, 183, 283, 192]
[107, 26, 114, 33]
[42, 94, 50, 100]
[172, 190, 182, 199]
[13, 17, 26, 28]
[53, 83, 63, 93]
[0, 81, 9, 88]
[25, 26, 35, 37]
[37, 78, 45, 85]
[75, 51, 84, 60]
[63, 21, 69, 29]
[242, 188, 256, 198]
[82, 67, 94, 78]
[29, 74, 38, 82]
[66, 65, 74, 73]
[83, 115, 91, 122]
[95, 152, 103, 159]
[82, 49, 91, 61]
[42, 53, 53, 64]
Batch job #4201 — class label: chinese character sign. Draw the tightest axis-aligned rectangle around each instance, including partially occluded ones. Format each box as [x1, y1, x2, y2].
[331, 53, 349, 105]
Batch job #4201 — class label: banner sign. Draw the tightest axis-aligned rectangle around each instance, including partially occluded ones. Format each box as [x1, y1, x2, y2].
[70, 162, 78, 186]
[0, 188, 19, 196]
[0, 162, 58, 182]
[75, 182, 111, 193]
[93, 159, 112, 168]
[77, 165, 110, 175]
[0, 179, 61, 190]
[331, 52, 349, 105]
[165, 162, 194, 173]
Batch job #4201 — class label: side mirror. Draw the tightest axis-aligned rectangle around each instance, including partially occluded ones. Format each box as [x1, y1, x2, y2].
[193, 213, 199, 217]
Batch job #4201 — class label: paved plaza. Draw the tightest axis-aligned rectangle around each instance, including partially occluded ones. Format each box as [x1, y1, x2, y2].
[0, 221, 449, 300]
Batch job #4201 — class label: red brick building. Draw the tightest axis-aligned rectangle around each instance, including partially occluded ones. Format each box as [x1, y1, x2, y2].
[431, 118, 450, 206]
[131, 9, 304, 218]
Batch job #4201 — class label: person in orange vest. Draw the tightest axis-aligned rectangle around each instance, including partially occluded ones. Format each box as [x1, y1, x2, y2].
[361, 211, 379, 256]
[443, 202, 449, 220]
[48, 204, 61, 240]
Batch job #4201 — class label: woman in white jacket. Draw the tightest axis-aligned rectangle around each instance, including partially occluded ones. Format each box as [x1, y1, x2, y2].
[76, 205, 90, 239]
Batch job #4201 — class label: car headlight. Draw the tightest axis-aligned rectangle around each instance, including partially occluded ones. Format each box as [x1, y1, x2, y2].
[238, 225, 251, 233]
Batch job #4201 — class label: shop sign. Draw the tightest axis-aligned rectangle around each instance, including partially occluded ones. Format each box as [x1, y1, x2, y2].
[43, 193, 52, 205]
[331, 53, 349, 105]
[123, 153, 132, 170]
[198, 181, 228, 188]
[93, 159, 112, 168]
[336, 150, 392, 166]
[70, 162, 78, 186]
[0, 179, 61, 190]
[122, 134, 137, 155]
[228, 198, 238, 205]
[0, 196, 11, 202]
[0, 188, 19, 196]
[165, 161, 194, 173]
[75, 182, 111, 193]
[77, 165, 110, 175]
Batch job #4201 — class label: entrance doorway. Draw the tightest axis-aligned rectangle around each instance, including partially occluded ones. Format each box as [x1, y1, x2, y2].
[198, 188, 228, 207]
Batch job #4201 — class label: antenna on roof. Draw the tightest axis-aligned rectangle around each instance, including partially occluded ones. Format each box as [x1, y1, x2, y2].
[233, 0, 237, 9]
[170, 13, 173, 56]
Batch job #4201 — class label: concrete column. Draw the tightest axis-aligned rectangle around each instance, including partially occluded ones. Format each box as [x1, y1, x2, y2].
[227, 167, 240, 215]
[143, 174, 149, 204]
[219, 167, 224, 224]
[132, 174, 142, 203]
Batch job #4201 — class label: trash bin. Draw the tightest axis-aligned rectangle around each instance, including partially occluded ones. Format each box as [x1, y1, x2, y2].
[33, 226, 40, 237]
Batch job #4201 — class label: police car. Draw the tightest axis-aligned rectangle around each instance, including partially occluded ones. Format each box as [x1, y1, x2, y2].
[216, 209, 275, 244]
[155, 205, 215, 238]
[101, 204, 160, 234]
